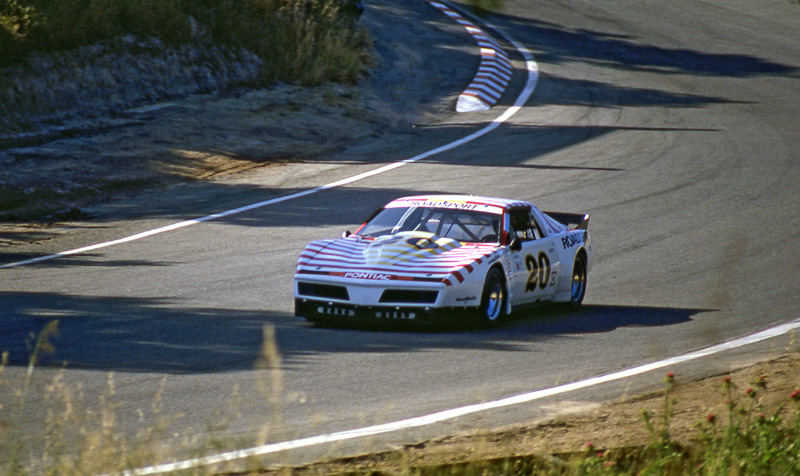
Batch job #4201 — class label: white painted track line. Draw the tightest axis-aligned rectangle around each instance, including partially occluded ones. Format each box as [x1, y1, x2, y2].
[0, 14, 539, 270]
[123, 319, 800, 475]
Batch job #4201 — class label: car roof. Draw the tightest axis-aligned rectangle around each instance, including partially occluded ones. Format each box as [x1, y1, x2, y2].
[387, 195, 532, 212]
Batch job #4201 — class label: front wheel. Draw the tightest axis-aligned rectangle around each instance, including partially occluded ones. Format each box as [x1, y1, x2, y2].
[480, 268, 507, 326]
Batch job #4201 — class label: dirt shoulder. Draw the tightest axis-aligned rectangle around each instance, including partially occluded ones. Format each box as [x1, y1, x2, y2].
[256, 354, 800, 475]
[0, 0, 474, 245]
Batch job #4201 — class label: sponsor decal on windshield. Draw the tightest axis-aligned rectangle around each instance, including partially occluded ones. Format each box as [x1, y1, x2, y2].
[387, 199, 504, 214]
[408, 200, 478, 210]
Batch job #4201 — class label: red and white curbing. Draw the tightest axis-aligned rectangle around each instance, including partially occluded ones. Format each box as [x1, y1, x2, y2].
[427, 1, 513, 112]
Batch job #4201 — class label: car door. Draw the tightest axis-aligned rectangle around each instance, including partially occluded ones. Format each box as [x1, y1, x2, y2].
[507, 208, 561, 305]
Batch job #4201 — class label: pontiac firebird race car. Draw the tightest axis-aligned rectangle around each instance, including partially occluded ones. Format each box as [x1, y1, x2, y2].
[294, 195, 593, 326]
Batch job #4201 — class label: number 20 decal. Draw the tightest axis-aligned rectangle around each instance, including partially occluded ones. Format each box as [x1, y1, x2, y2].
[525, 252, 551, 292]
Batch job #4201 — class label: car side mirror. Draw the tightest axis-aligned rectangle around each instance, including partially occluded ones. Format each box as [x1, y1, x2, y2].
[342, 230, 352, 238]
[509, 238, 522, 252]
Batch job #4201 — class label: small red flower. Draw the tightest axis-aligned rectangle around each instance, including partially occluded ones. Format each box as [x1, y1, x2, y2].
[706, 413, 716, 423]
[791, 390, 800, 401]
[746, 387, 755, 397]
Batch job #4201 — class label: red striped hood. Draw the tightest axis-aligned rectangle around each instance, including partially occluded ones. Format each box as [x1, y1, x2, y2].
[296, 232, 502, 286]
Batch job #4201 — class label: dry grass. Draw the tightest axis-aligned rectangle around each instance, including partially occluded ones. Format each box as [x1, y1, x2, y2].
[0, 0, 368, 84]
[0, 0, 370, 132]
[4, 323, 800, 476]
[0, 322, 287, 476]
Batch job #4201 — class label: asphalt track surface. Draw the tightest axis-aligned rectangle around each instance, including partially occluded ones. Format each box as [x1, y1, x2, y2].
[2, 0, 800, 471]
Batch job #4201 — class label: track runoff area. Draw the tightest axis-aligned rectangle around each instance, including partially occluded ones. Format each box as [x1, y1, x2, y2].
[3, 5, 795, 476]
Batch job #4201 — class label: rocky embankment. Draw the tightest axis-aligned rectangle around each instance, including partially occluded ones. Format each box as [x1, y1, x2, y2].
[0, 35, 263, 136]
[0, 0, 474, 227]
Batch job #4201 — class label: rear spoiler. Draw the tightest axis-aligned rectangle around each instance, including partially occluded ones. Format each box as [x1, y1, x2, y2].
[544, 211, 590, 230]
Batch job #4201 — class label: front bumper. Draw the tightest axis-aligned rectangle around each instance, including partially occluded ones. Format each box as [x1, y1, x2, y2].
[294, 298, 475, 326]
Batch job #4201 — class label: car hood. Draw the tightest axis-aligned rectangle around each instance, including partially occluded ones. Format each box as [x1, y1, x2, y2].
[362, 232, 461, 265]
[296, 232, 502, 284]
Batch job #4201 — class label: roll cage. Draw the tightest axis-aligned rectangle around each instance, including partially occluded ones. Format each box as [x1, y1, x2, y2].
[356, 206, 501, 244]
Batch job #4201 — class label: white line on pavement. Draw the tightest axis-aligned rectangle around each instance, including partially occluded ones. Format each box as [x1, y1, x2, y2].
[123, 319, 800, 475]
[1, 25, 538, 270]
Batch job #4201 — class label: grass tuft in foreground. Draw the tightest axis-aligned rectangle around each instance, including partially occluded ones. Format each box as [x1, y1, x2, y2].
[4, 324, 800, 475]
[400, 371, 800, 476]
[0, 322, 284, 476]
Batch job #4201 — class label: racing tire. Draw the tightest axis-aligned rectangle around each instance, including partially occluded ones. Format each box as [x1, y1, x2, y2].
[479, 268, 507, 327]
[567, 255, 587, 308]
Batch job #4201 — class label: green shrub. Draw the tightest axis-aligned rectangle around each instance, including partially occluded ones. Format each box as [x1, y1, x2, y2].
[469, 0, 504, 14]
[0, 0, 36, 62]
[0, 0, 367, 85]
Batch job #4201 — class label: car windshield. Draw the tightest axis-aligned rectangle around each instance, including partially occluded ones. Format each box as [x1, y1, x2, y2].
[358, 206, 501, 243]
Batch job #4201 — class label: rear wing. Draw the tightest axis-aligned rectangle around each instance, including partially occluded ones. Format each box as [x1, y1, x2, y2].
[544, 211, 590, 230]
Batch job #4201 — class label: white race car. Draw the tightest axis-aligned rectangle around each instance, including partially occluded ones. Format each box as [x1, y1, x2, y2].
[294, 195, 593, 326]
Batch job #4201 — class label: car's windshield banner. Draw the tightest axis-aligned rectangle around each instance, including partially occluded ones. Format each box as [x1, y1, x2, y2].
[386, 199, 504, 214]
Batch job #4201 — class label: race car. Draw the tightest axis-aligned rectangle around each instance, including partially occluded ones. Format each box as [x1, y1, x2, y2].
[294, 195, 593, 326]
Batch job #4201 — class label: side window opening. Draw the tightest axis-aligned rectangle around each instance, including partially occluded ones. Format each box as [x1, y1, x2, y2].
[510, 209, 540, 241]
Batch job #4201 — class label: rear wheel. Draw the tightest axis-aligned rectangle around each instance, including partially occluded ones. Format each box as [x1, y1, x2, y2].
[480, 268, 506, 326]
[568, 255, 587, 308]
